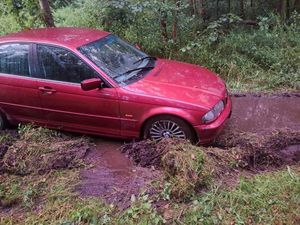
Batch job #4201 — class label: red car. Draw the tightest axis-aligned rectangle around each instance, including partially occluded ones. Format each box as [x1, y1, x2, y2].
[0, 28, 231, 144]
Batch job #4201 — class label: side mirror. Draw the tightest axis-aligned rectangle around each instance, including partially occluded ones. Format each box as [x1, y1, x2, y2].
[81, 78, 103, 91]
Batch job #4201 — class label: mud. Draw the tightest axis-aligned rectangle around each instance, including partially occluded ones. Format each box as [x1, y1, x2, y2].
[0, 93, 299, 206]
[0, 128, 90, 175]
[77, 138, 161, 208]
[226, 94, 300, 133]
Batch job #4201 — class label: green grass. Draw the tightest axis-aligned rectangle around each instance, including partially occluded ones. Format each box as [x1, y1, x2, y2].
[1, 165, 299, 224]
[1, 126, 299, 224]
[181, 166, 300, 225]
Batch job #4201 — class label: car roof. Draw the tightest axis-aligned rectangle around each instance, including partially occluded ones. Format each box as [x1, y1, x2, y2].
[0, 27, 110, 49]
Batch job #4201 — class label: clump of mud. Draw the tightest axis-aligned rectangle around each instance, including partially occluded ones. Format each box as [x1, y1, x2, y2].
[122, 139, 216, 200]
[122, 129, 300, 199]
[1, 126, 92, 175]
[121, 139, 183, 168]
[0, 130, 18, 172]
[215, 129, 300, 169]
[122, 129, 300, 173]
[160, 141, 213, 199]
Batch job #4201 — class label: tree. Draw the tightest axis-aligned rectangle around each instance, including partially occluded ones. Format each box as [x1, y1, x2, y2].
[280, 0, 287, 21]
[39, 0, 55, 27]
[240, 0, 245, 19]
[295, 0, 300, 12]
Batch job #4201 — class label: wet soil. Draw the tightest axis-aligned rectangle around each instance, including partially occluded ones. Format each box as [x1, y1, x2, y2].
[77, 93, 300, 205]
[77, 138, 161, 208]
[0, 129, 90, 176]
[0, 93, 299, 206]
[226, 94, 300, 133]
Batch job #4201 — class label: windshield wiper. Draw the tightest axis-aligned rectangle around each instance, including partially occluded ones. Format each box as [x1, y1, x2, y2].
[114, 66, 155, 81]
[133, 56, 156, 65]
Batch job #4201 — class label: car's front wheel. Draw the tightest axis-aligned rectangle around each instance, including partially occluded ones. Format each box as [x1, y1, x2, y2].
[143, 115, 196, 142]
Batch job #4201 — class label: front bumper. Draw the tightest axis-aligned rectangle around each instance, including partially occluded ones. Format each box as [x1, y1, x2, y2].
[194, 96, 232, 144]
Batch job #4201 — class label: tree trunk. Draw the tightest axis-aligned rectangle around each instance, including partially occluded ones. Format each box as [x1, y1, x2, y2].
[280, 0, 287, 21]
[287, 0, 290, 19]
[198, 0, 205, 21]
[160, 0, 168, 42]
[294, 0, 300, 12]
[39, 0, 55, 27]
[189, 0, 195, 15]
[216, 0, 220, 17]
[172, 1, 180, 42]
[227, 0, 231, 13]
[240, 0, 245, 18]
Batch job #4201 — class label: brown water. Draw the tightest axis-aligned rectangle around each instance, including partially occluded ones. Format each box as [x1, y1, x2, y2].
[226, 95, 300, 133]
[77, 138, 160, 207]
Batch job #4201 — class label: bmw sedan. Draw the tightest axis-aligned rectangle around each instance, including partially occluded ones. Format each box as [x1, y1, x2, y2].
[0, 28, 231, 144]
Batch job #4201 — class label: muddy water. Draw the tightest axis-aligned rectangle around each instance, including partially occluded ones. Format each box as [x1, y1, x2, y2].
[78, 94, 300, 204]
[77, 138, 160, 206]
[226, 95, 300, 133]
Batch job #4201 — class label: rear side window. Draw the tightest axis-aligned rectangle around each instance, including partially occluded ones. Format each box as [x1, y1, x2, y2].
[0, 43, 30, 76]
[37, 45, 98, 83]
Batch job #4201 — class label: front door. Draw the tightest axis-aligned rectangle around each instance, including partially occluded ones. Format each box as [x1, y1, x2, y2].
[34, 44, 120, 136]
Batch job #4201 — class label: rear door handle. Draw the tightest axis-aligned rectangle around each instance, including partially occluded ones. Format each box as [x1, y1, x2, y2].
[38, 86, 57, 95]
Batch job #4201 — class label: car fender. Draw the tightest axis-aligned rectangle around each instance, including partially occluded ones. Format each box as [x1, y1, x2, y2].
[139, 106, 200, 133]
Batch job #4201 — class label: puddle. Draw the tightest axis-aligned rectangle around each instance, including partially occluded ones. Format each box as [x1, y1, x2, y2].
[77, 138, 161, 207]
[280, 145, 300, 163]
[226, 95, 300, 133]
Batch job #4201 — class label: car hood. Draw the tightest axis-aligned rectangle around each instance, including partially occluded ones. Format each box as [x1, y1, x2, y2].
[122, 59, 226, 110]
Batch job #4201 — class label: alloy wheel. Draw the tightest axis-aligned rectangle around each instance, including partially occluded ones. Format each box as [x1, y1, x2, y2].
[149, 120, 186, 141]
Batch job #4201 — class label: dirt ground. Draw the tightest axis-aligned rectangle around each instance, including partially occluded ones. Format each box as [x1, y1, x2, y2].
[77, 93, 300, 205]
[0, 93, 299, 208]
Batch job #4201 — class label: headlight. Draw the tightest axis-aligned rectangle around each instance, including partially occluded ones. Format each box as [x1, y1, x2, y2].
[202, 100, 225, 123]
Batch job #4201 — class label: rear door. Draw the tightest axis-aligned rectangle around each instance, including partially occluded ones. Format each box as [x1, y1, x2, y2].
[0, 43, 44, 124]
[33, 44, 120, 136]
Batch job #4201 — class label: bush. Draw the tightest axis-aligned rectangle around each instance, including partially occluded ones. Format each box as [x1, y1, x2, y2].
[0, 14, 20, 36]
[54, 2, 300, 91]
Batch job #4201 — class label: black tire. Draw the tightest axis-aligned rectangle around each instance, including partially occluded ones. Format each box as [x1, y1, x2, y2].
[143, 115, 196, 143]
[0, 113, 7, 130]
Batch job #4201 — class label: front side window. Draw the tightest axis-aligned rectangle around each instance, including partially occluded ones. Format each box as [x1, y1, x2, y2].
[0, 43, 30, 76]
[79, 35, 156, 86]
[37, 45, 98, 83]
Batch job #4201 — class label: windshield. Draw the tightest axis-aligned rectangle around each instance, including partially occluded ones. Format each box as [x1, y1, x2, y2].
[78, 35, 156, 85]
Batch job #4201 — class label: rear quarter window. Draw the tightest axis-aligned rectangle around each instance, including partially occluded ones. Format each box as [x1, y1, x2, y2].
[0, 43, 30, 76]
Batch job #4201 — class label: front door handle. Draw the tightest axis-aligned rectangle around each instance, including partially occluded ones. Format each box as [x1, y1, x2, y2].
[38, 86, 57, 95]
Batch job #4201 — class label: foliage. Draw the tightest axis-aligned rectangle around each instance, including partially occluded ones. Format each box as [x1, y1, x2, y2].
[52, 0, 300, 91]
[1, 0, 43, 29]
[118, 194, 165, 225]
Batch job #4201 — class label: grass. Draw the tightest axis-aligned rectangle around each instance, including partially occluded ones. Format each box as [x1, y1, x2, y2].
[1, 126, 299, 224]
[181, 166, 300, 225]
[1, 164, 299, 224]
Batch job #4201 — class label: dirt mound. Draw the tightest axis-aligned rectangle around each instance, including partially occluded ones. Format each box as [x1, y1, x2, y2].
[121, 139, 185, 168]
[122, 129, 300, 172]
[215, 129, 300, 169]
[0, 126, 92, 175]
[122, 139, 216, 200]
[121, 128, 300, 200]
[0, 130, 18, 172]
